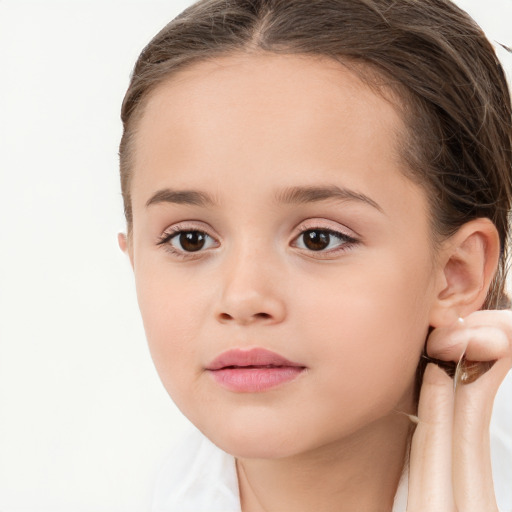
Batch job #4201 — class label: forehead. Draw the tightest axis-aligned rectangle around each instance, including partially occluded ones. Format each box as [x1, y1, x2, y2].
[131, 52, 423, 217]
[136, 53, 404, 152]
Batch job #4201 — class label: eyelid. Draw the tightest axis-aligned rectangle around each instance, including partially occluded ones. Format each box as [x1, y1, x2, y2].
[292, 218, 359, 241]
[289, 218, 360, 258]
[156, 221, 221, 258]
[158, 220, 220, 242]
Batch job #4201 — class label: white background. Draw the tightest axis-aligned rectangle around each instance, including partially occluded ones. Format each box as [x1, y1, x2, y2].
[0, 1, 511, 510]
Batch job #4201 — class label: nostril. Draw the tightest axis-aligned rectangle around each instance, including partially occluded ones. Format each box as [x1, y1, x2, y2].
[217, 311, 272, 323]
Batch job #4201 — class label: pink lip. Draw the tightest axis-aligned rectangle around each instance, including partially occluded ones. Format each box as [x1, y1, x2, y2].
[206, 348, 306, 393]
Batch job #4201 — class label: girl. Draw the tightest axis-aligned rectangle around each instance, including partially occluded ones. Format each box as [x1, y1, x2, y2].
[117, 0, 512, 510]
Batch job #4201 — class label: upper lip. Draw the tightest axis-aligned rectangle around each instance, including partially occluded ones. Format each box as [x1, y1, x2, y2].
[206, 348, 305, 370]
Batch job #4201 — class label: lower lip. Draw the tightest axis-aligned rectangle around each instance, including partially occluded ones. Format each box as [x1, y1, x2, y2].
[208, 366, 305, 392]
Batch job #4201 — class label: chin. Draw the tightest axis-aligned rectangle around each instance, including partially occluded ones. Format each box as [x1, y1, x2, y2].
[194, 413, 311, 460]
[209, 429, 304, 460]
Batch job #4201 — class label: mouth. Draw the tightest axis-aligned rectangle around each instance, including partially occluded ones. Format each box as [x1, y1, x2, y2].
[219, 364, 293, 369]
[205, 348, 306, 393]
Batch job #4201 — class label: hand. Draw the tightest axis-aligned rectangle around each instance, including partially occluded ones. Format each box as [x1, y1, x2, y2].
[407, 310, 512, 512]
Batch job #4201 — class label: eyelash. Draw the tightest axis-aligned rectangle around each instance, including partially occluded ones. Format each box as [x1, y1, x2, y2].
[291, 226, 358, 257]
[157, 225, 218, 259]
[156, 223, 359, 259]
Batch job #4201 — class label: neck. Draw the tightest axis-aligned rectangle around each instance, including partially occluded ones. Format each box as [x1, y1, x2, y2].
[236, 410, 413, 512]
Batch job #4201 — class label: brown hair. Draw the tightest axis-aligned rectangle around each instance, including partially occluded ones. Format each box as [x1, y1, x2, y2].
[120, 0, 512, 310]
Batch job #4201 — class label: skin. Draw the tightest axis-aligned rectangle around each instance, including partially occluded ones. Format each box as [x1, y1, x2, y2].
[119, 53, 512, 511]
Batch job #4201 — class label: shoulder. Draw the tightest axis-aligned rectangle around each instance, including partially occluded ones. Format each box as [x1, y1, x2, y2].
[151, 426, 241, 512]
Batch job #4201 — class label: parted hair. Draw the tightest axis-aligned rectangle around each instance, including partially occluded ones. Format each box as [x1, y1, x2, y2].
[120, 0, 512, 310]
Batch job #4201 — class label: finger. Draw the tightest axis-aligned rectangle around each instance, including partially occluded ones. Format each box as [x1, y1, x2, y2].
[424, 310, 512, 511]
[427, 325, 509, 363]
[461, 309, 512, 336]
[452, 358, 509, 511]
[408, 363, 455, 512]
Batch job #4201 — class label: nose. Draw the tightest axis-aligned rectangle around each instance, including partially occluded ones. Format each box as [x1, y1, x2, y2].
[214, 250, 287, 326]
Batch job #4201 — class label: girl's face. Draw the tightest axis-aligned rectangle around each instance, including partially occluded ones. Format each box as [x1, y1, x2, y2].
[126, 54, 443, 458]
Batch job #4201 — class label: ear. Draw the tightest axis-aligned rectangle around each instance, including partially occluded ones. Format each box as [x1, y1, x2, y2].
[118, 232, 134, 269]
[429, 218, 500, 327]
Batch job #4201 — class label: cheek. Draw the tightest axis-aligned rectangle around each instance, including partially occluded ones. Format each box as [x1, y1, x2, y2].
[133, 263, 209, 388]
[295, 256, 432, 409]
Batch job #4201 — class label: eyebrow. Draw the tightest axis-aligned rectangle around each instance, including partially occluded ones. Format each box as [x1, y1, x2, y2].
[146, 188, 216, 208]
[145, 184, 383, 213]
[275, 185, 383, 213]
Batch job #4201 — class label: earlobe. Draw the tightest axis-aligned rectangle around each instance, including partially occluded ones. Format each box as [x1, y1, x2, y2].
[429, 219, 500, 327]
[117, 232, 135, 269]
[118, 232, 128, 253]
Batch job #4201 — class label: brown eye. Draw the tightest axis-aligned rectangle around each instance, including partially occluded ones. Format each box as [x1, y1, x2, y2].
[302, 230, 331, 251]
[177, 231, 207, 252]
[294, 228, 356, 253]
[158, 226, 219, 256]
[160, 229, 217, 254]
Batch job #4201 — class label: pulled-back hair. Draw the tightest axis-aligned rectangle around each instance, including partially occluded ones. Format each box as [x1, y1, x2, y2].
[120, 0, 512, 310]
